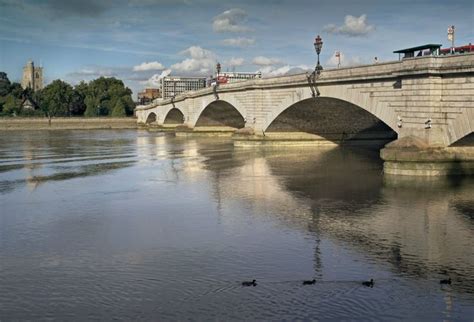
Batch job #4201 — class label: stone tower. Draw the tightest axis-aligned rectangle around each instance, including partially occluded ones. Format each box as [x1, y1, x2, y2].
[21, 60, 43, 92]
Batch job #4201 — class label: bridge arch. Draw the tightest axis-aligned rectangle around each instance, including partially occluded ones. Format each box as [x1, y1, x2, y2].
[265, 96, 397, 144]
[164, 108, 185, 125]
[145, 112, 157, 124]
[263, 86, 398, 134]
[194, 99, 245, 129]
[448, 109, 474, 146]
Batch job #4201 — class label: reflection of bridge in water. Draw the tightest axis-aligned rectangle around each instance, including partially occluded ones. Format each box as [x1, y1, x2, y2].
[145, 135, 474, 296]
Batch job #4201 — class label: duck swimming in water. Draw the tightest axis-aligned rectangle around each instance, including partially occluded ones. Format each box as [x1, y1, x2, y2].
[302, 279, 316, 285]
[440, 278, 451, 285]
[242, 279, 257, 287]
[362, 279, 374, 287]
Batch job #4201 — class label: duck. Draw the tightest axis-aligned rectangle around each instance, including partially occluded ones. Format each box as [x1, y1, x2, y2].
[362, 279, 374, 287]
[242, 279, 257, 287]
[302, 279, 316, 285]
[440, 278, 452, 285]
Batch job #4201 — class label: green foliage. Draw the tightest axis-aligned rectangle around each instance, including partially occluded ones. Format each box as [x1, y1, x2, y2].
[0, 76, 135, 117]
[0, 76, 11, 97]
[20, 108, 44, 117]
[84, 95, 99, 117]
[40, 80, 75, 118]
[3, 94, 22, 115]
[111, 99, 126, 117]
[9, 83, 24, 99]
[71, 82, 88, 115]
[86, 77, 134, 116]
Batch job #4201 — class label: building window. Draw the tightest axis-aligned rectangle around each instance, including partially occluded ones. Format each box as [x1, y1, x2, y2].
[35, 72, 39, 79]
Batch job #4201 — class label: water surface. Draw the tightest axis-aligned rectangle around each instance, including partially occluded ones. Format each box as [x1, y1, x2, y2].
[0, 130, 473, 320]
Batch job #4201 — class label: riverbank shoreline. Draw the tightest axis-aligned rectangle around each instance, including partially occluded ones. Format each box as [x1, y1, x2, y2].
[0, 117, 138, 130]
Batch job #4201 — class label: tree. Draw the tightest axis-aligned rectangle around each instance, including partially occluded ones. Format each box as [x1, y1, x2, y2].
[0, 73, 11, 97]
[9, 83, 24, 99]
[86, 77, 134, 116]
[111, 99, 126, 117]
[40, 80, 76, 122]
[84, 95, 98, 117]
[121, 94, 136, 115]
[2, 94, 21, 115]
[70, 81, 88, 115]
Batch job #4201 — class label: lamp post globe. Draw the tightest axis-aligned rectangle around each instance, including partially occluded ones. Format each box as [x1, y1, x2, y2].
[314, 35, 323, 55]
[314, 35, 323, 73]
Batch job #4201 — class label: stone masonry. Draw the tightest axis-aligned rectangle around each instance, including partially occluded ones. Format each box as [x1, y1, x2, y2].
[136, 54, 474, 148]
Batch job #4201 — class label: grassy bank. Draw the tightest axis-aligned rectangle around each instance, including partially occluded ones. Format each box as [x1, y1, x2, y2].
[0, 117, 138, 130]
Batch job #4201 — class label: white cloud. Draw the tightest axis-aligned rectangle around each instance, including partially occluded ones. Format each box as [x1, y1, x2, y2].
[227, 57, 245, 67]
[133, 61, 165, 71]
[325, 51, 363, 67]
[141, 69, 172, 87]
[221, 37, 255, 47]
[258, 64, 311, 77]
[324, 14, 375, 37]
[212, 8, 251, 33]
[170, 46, 217, 74]
[252, 56, 282, 66]
[66, 65, 121, 81]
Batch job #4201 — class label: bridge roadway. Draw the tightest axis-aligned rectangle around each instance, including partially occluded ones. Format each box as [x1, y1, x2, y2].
[135, 54, 474, 176]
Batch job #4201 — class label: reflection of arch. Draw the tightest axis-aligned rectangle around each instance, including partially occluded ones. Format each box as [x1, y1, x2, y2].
[266, 97, 397, 144]
[448, 109, 474, 146]
[195, 100, 245, 129]
[145, 112, 157, 124]
[164, 108, 185, 125]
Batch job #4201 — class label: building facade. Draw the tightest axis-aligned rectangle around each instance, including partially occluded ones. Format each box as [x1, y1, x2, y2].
[217, 71, 262, 84]
[160, 76, 207, 99]
[138, 88, 161, 104]
[21, 60, 43, 92]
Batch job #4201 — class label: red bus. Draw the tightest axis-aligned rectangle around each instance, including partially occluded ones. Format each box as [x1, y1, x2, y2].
[440, 44, 474, 55]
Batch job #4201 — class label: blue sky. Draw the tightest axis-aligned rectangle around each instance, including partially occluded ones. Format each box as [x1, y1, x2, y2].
[0, 0, 472, 96]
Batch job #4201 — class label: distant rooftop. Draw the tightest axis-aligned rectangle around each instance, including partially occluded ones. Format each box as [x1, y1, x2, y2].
[393, 44, 442, 54]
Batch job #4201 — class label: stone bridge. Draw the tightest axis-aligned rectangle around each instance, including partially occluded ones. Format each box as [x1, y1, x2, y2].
[136, 54, 474, 175]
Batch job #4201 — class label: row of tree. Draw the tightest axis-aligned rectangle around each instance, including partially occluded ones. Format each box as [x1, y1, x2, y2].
[0, 75, 135, 118]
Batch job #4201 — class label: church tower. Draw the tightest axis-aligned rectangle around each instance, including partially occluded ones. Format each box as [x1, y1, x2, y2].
[21, 60, 43, 92]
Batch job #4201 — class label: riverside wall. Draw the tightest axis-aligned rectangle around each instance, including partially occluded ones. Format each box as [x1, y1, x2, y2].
[0, 117, 138, 130]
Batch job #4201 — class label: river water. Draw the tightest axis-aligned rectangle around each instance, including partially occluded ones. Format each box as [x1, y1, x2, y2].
[0, 130, 473, 320]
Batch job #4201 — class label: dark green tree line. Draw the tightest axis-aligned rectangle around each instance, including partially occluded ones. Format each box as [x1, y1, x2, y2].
[0, 75, 135, 117]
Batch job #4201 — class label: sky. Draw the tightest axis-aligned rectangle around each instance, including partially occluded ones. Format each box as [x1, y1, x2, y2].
[0, 0, 473, 97]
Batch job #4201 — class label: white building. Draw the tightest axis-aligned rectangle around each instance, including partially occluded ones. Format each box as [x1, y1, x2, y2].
[160, 76, 207, 99]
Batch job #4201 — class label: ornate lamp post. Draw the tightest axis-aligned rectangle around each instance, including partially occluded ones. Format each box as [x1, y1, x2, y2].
[307, 35, 323, 97]
[214, 62, 221, 100]
[314, 35, 323, 74]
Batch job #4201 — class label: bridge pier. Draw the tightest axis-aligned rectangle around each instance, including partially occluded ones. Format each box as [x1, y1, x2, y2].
[233, 130, 395, 148]
[175, 125, 238, 137]
[381, 136, 474, 176]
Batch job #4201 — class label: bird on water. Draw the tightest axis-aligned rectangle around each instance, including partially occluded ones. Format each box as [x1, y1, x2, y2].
[242, 279, 257, 287]
[302, 279, 316, 285]
[362, 279, 374, 287]
[440, 278, 452, 285]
